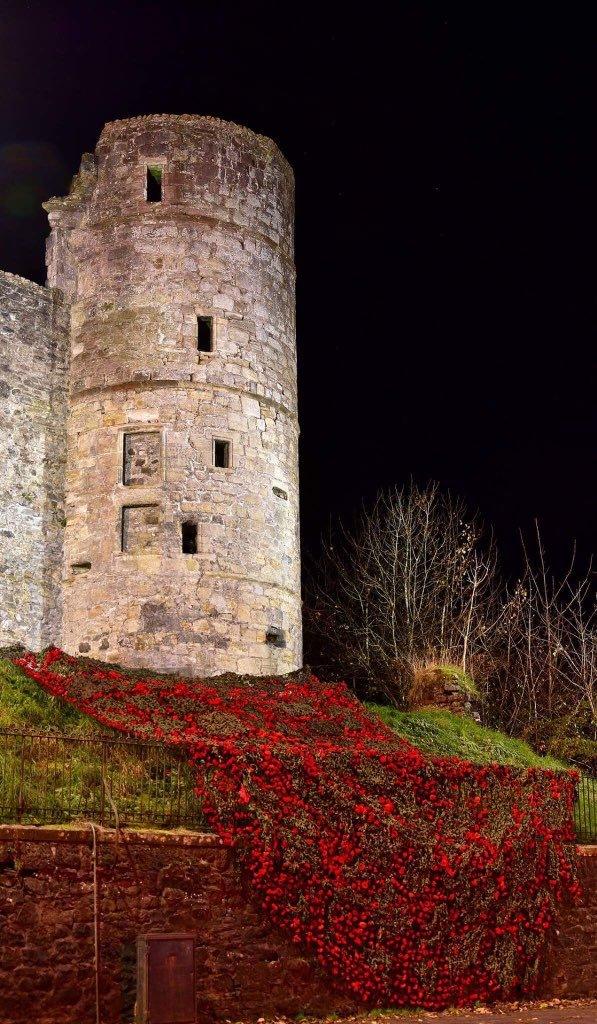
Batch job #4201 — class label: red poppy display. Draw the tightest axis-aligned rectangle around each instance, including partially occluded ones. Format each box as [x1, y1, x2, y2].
[13, 648, 579, 1010]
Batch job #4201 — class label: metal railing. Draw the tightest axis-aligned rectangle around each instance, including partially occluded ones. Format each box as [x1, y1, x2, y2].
[0, 730, 207, 830]
[1, 730, 594, 842]
[575, 774, 597, 844]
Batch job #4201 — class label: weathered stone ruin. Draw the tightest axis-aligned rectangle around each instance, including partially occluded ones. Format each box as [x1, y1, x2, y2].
[0, 115, 301, 677]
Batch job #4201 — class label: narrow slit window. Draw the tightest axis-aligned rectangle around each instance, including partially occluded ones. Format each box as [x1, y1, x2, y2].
[146, 164, 163, 202]
[182, 521, 198, 555]
[197, 316, 213, 353]
[213, 439, 231, 468]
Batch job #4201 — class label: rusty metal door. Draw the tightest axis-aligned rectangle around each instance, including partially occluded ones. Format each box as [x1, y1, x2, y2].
[137, 933, 196, 1024]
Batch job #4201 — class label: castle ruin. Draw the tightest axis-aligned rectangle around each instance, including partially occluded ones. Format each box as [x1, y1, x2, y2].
[0, 115, 301, 676]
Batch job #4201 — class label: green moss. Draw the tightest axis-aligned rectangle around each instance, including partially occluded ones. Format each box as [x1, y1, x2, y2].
[367, 703, 567, 770]
[434, 664, 479, 698]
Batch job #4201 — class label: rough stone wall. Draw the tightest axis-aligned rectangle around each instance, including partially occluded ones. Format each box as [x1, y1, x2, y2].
[539, 846, 597, 998]
[45, 114, 301, 676]
[0, 827, 594, 1021]
[0, 272, 69, 650]
[0, 825, 355, 1024]
[410, 667, 480, 718]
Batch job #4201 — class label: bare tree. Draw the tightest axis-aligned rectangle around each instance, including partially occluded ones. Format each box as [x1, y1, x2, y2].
[305, 482, 498, 703]
[566, 592, 597, 731]
[307, 489, 595, 747]
[485, 525, 596, 737]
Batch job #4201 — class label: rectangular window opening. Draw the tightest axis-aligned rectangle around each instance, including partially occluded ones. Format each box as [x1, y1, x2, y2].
[213, 439, 231, 469]
[197, 316, 213, 354]
[266, 626, 286, 648]
[182, 521, 198, 555]
[146, 164, 163, 203]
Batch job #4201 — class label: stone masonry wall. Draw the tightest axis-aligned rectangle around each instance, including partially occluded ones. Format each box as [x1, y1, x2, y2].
[45, 114, 301, 677]
[0, 272, 69, 650]
[0, 825, 355, 1024]
[538, 845, 597, 998]
[0, 827, 593, 1022]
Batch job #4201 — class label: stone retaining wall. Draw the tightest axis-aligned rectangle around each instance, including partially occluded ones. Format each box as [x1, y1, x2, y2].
[0, 826, 593, 1023]
[0, 824, 354, 1023]
[539, 845, 597, 998]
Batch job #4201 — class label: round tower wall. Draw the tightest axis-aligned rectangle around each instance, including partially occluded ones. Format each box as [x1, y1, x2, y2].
[57, 116, 301, 676]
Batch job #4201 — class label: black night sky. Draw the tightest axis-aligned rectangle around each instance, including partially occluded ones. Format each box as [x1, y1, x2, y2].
[0, 3, 594, 579]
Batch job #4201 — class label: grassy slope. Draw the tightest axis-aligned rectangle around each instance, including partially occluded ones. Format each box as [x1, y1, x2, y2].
[368, 704, 567, 770]
[2, 654, 590, 834]
[1, 652, 566, 769]
[0, 657, 203, 828]
[0, 656, 97, 732]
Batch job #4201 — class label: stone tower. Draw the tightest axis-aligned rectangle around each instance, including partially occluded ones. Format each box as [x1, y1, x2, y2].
[2, 114, 301, 676]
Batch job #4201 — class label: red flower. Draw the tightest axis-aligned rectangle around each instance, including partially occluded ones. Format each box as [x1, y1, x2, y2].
[12, 647, 579, 1011]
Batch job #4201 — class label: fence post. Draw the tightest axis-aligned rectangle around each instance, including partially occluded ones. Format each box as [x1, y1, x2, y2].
[17, 734, 26, 824]
[100, 740, 107, 826]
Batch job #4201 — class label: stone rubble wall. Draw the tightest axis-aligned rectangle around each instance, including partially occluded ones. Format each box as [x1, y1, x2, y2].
[410, 666, 479, 718]
[0, 272, 69, 650]
[0, 826, 593, 1022]
[538, 845, 597, 998]
[0, 825, 355, 1024]
[61, 380, 300, 675]
[45, 114, 301, 676]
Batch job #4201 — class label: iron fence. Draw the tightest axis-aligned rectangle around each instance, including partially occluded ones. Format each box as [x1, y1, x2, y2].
[575, 774, 597, 844]
[0, 730, 207, 830]
[1, 729, 594, 842]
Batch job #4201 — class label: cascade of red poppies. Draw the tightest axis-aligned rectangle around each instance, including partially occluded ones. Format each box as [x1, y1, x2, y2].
[13, 648, 579, 1009]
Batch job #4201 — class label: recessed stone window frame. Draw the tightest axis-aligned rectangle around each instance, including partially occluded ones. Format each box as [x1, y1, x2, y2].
[197, 314, 214, 355]
[212, 437, 233, 469]
[145, 161, 164, 203]
[71, 561, 91, 575]
[181, 519, 199, 555]
[116, 427, 166, 487]
[119, 503, 162, 555]
[193, 307, 218, 358]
